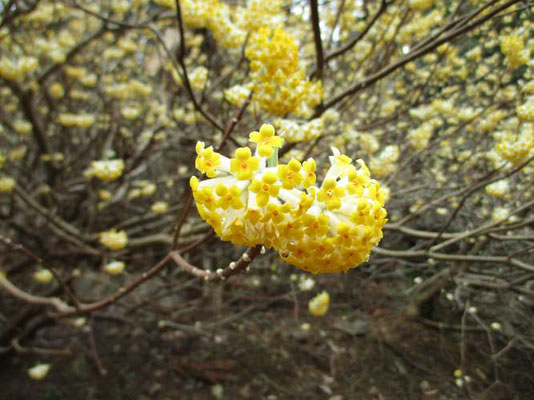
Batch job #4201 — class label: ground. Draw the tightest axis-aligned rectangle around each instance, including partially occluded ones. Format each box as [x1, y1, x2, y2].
[1, 265, 532, 400]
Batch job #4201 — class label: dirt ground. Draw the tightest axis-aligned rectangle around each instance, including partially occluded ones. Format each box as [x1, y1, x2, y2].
[1, 268, 533, 400]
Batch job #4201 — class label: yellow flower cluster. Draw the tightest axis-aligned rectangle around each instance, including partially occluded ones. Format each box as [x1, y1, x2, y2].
[121, 106, 141, 120]
[103, 80, 153, 100]
[500, 34, 529, 70]
[99, 229, 128, 251]
[104, 261, 126, 275]
[246, 28, 322, 116]
[0, 177, 16, 193]
[224, 83, 253, 107]
[397, 11, 443, 44]
[409, 0, 435, 11]
[369, 145, 400, 177]
[57, 113, 95, 128]
[189, 66, 209, 91]
[517, 97, 534, 122]
[309, 291, 330, 316]
[485, 179, 509, 198]
[85, 159, 125, 181]
[0, 56, 38, 82]
[154, 0, 246, 49]
[191, 124, 387, 274]
[151, 201, 169, 214]
[408, 121, 437, 151]
[495, 127, 534, 166]
[360, 133, 380, 154]
[49, 82, 65, 99]
[12, 120, 32, 135]
[274, 118, 324, 143]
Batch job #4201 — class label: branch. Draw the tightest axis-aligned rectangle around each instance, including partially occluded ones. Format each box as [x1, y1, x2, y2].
[317, 0, 522, 114]
[0, 274, 73, 313]
[310, 0, 325, 81]
[0, 235, 81, 308]
[173, 0, 224, 132]
[372, 248, 534, 273]
[324, 0, 387, 64]
[170, 245, 262, 281]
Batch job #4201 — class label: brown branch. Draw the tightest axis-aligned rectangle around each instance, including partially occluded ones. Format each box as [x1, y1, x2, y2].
[326, 0, 346, 50]
[170, 245, 262, 281]
[3, 79, 52, 161]
[0, 273, 73, 313]
[87, 316, 107, 375]
[324, 0, 387, 64]
[0, 235, 81, 308]
[393, 153, 534, 227]
[37, 25, 108, 84]
[371, 248, 534, 273]
[317, 0, 522, 114]
[309, 0, 325, 81]
[173, 0, 224, 132]
[11, 338, 72, 356]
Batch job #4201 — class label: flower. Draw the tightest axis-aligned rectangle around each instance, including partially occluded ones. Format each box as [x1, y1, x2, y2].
[195, 142, 223, 178]
[99, 229, 128, 251]
[86, 159, 125, 181]
[190, 124, 387, 274]
[33, 268, 54, 283]
[249, 172, 281, 207]
[0, 177, 15, 193]
[104, 261, 126, 275]
[28, 364, 51, 380]
[278, 158, 302, 189]
[151, 201, 169, 214]
[249, 124, 284, 157]
[309, 291, 330, 316]
[230, 147, 260, 181]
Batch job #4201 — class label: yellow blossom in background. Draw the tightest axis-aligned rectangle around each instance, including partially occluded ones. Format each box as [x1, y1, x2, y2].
[500, 33, 529, 70]
[370, 145, 400, 177]
[99, 190, 112, 201]
[485, 180, 509, 197]
[86, 159, 125, 181]
[0, 177, 16, 193]
[191, 125, 387, 274]
[33, 268, 54, 283]
[99, 229, 128, 251]
[13, 119, 32, 135]
[309, 291, 330, 317]
[495, 128, 534, 166]
[121, 106, 141, 120]
[57, 113, 95, 128]
[189, 66, 209, 91]
[104, 261, 126, 275]
[0, 56, 38, 81]
[224, 84, 252, 107]
[517, 98, 534, 122]
[151, 201, 169, 214]
[28, 364, 51, 381]
[246, 27, 322, 116]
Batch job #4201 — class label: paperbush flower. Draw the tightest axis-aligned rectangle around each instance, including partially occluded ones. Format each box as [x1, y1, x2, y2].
[28, 364, 51, 381]
[309, 291, 330, 316]
[105, 261, 126, 275]
[99, 229, 128, 251]
[86, 159, 125, 181]
[191, 124, 387, 274]
[246, 28, 322, 116]
[0, 177, 15, 193]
